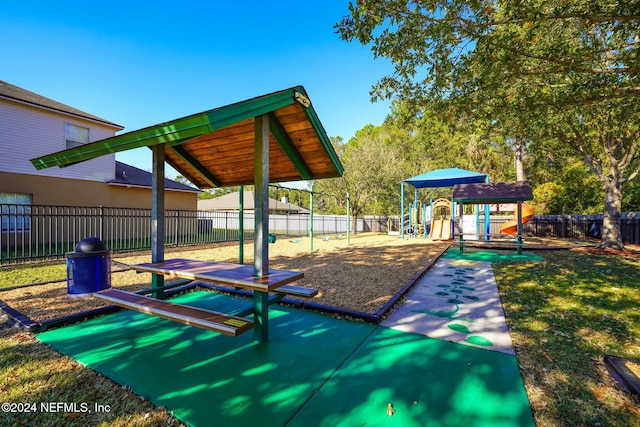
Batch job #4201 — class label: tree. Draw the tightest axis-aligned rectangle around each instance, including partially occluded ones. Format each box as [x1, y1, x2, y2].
[314, 129, 412, 232]
[198, 186, 244, 200]
[337, 0, 640, 249]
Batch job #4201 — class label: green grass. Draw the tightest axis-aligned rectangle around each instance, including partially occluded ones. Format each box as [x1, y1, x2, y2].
[494, 251, 640, 426]
[0, 326, 182, 426]
[0, 262, 67, 289]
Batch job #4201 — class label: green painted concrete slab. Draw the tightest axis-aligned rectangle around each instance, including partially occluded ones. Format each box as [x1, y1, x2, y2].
[37, 291, 534, 427]
[289, 327, 535, 427]
[37, 291, 376, 427]
[444, 248, 544, 262]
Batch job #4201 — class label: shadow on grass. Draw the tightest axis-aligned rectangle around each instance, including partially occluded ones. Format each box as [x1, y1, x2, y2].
[494, 250, 640, 426]
[0, 324, 181, 426]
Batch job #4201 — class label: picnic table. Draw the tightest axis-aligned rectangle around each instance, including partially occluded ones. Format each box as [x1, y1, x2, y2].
[127, 258, 306, 343]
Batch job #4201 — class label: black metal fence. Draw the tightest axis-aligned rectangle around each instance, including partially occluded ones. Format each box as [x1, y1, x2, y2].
[521, 213, 640, 243]
[1, 204, 357, 265]
[377, 213, 640, 244]
[2, 204, 639, 265]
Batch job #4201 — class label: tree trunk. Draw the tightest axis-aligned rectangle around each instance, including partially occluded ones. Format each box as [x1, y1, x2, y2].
[351, 214, 358, 234]
[514, 138, 526, 181]
[600, 179, 624, 250]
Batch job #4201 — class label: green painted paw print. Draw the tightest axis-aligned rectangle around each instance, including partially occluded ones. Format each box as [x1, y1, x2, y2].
[448, 322, 494, 347]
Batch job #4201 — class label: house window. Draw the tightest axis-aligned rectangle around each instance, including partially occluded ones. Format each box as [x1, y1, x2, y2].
[65, 123, 90, 149]
[0, 193, 32, 232]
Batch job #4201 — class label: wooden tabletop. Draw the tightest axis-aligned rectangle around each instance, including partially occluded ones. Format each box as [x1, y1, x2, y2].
[131, 258, 304, 292]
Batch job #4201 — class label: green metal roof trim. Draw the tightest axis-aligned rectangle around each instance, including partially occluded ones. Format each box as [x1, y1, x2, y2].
[299, 93, 342, 174]
[31, 86, 343, 177]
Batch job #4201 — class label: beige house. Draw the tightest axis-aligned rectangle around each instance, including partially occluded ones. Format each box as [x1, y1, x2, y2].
[198, 190, 309, 214]
[0, 80, 198, 210]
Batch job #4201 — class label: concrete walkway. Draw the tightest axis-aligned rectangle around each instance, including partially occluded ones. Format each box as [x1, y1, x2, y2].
[382, 257, 516, 355]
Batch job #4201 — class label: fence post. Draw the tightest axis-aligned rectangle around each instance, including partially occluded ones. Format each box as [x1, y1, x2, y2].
[225, 212, 228, 242]
[346, 192, 350, 244]
[175, 209, 180, 247]
[309, 191, 314, 252]
[99, 205, 104, 241]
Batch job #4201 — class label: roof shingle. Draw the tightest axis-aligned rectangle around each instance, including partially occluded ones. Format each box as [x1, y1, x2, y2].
[0, 80, 123, 129]
[108, 161, 199, 192]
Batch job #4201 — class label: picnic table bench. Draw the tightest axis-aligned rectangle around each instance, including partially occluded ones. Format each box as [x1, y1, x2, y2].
[99, 258, 314, 343]
[94, 288, 254, 336]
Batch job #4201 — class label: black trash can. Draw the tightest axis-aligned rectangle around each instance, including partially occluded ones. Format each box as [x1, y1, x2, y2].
[67, 237, 111, 297]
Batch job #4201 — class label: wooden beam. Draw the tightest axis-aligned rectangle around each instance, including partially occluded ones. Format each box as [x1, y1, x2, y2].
[254, 114, 269, 277]
[268, 112, 313, 179]
[151, 145, 165, 299]
[167, 145, 222, 187]
[239, 186, 244, 264]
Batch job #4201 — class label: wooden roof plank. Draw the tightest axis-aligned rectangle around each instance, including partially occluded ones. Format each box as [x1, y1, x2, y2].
[30, 86, 343, 187]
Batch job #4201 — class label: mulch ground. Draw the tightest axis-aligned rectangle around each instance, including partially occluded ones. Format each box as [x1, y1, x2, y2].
[0, 234, 451, 323]
[571, 243, 640, 259]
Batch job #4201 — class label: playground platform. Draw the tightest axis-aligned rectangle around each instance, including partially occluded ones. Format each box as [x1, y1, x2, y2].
[37, 249, 538, 426]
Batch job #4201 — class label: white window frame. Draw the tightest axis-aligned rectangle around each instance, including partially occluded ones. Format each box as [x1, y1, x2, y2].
[65, 123, 90, 149]
[0, 193, 32, 232]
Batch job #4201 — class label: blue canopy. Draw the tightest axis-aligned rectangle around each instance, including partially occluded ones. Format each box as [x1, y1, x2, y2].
[404, 168, 488, 188]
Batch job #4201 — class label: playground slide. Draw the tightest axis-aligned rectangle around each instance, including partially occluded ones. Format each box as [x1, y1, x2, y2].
[429, 219, 442, 239]
[500, 202, 534, 235]
[429, 219, 451, 240]
[441, 219, 451, 240]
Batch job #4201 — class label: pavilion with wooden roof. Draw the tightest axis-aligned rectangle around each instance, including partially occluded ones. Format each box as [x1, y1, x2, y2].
[452, 181, 534, 254]
[31, 86, 343, 342]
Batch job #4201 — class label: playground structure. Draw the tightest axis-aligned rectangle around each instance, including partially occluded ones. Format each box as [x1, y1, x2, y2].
[401, 169, 535, 252]
[407, 198, 453, 240]
[401, 168, 491, 241]
[453, 181, 534, 254]
[500, 201, 535, 235]
[428, 199, 453, 240]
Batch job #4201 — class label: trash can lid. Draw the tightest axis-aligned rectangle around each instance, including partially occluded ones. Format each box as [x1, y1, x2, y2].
[75, 237, 107, 253]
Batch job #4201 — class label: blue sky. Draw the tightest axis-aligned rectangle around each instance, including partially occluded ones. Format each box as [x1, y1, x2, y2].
[1, 1, 393, 186]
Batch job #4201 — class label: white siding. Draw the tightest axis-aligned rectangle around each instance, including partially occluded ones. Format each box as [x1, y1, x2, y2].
[0, 100, 116, 182]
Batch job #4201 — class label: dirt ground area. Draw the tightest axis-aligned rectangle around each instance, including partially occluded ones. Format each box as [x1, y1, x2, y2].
[1, 234, 455, 324]
[571, 242, 640, 258]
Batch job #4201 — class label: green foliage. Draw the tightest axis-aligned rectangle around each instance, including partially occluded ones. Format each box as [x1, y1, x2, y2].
[173, 175, 193, 186]
[314, 131, 410, 218]
[560, 163, 603, 214]
[317, 108, 519, 219]
[198, 186, 245, 200]
[336, 0, 640, 247]
[532, 161, 603, 214]
[532, 182, 565, 215]
[623, 183, 640, 212]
